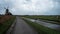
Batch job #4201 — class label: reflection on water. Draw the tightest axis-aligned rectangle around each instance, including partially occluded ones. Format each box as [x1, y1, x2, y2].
[26, 18, 60, 30]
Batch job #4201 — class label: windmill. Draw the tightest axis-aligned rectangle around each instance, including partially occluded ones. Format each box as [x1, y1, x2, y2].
[4, 7, 12, 15]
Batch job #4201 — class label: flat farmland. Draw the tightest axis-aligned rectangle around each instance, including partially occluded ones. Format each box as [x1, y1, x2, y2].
[23, 15, 60, 24]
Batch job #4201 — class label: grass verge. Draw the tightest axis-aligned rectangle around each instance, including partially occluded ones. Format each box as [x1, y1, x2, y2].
[0, 16, 16, 34]
[23, 16, 60, 24]
[23, 18, 60, 34]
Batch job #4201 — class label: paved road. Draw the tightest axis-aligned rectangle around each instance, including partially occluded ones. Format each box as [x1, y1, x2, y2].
[12, 16, 38, 34]
[23, 17, 60, 30]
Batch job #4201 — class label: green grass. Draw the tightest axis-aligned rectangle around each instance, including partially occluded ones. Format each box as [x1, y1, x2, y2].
[23, 15, 60, 24]
[0, 16, 16, 34]
[23, 18, 60, 34]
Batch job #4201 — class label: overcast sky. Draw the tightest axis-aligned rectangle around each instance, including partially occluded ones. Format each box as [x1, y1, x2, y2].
[0, 0, 60, 15]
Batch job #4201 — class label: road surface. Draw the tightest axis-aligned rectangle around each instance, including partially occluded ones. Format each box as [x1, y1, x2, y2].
[12, 16, 38, 34]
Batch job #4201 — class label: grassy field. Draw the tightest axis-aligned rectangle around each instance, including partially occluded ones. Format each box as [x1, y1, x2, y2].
[23, 18, 60, 34]
[0, 16, 16, 34]
[23, 15, 60, 24]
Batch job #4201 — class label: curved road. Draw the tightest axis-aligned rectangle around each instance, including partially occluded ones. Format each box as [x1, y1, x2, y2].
[11, 16, 38, 34]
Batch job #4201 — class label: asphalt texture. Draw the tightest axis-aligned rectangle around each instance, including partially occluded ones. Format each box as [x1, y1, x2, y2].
[12, 16, 38, 34]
